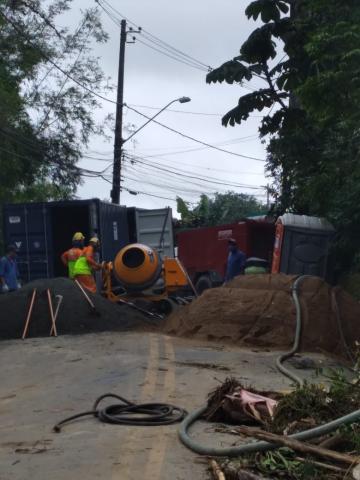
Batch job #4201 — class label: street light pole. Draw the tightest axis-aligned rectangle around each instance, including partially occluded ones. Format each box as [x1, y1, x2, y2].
[123, 96, 191, 145]
[111, 90, 190, 204]
[111, 96, 191, 201]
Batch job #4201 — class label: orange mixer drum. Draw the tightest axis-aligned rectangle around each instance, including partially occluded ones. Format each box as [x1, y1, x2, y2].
[113, 243, 162, 290]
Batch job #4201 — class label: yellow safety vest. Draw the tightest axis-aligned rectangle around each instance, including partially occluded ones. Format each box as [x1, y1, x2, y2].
[66, 248, 83, 279]
[73, 256, 91, 276]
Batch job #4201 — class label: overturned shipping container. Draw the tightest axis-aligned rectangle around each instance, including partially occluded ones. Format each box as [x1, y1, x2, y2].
[3, 199, 129, 282]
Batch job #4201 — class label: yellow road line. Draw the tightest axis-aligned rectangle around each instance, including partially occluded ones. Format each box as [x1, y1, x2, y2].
[112, 333, 159, 480]
[143, 335, 176, 480]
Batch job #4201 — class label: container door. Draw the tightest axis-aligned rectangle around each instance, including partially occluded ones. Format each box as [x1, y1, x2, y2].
[50, 202, 93, 277]
[3, 204, 51, 282]
[135, 208, 174, 257]
[98, 202, 129, 262]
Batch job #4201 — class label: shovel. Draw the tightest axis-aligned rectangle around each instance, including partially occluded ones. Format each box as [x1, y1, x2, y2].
[75, 280, 101, 316]
[117, 298, 163, 320]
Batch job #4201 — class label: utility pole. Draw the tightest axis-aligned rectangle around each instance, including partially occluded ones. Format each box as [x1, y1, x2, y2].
[111, 19, 127, 204]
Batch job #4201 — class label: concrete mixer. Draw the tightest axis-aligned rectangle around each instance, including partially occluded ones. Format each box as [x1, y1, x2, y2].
[102, 243, 195, 313]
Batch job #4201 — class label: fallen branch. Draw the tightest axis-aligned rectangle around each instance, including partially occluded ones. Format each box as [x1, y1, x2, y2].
[295, 456, 346, 473]
[221, 463, 270, 480]
[318, 433, 344, 450]
[209, 459, 226, 480]
[237, 426, 359, 466]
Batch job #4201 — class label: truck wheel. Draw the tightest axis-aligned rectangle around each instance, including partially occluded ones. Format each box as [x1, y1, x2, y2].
[195, 275, 212, 295]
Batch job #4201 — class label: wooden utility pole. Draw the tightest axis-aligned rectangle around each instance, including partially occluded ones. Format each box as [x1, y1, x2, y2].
[111, 19, 127, 204]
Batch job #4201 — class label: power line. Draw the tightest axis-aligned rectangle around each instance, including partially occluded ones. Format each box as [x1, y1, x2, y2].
[97, 1, 209, 72]
[81, 148, 265, 180]
[122, 173, 216, 197]
[82, 152, 266, 178]
[134, 136, 260, 157]
[81, 166, 266, 202]
[122, 172, 266, 200]
[84, 169, 179, 201]
[125, 105, 266, 161]
[0, 11, 266, 165]
[125, 153, 264, 189]
[127, 104, 267, 118]
[134, 156, 265, 176]
[85, 134, 260, 157]
[123, 167, 248, 196]
[98, 0, 211, 70]
[37, 16, 94, 133]
[0, 10, 119, 107]
[135, 37, 208, 72]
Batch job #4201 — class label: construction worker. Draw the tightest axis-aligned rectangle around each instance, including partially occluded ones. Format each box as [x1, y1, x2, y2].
[224, 238, 246, 283]
[0, 245, 21, 292]
[73, 236, 102, 293]
[61, 232, 85, 279]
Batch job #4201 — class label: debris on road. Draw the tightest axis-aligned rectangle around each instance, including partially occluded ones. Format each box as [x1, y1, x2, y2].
[237, 426, 358, 465]
[205, 371, 360, 479]
[209, 459, 226, 480]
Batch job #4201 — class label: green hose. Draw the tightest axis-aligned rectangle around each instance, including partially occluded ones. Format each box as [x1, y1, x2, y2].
[178, 404, 360, 456]
[275, 275, 314, 387]
[178, 275, 360, 456]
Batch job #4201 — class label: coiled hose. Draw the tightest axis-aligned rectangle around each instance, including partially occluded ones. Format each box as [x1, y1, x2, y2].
[54, 393, 187, 432]
[178, 275, 360, 456]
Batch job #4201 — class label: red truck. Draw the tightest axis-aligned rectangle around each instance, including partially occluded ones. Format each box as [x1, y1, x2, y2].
[177, 219, 276, 293]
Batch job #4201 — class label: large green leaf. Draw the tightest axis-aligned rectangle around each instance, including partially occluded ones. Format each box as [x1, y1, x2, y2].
[241, 24, 277, 63]
[245, 0, 290, 22]
[206, 60, 253, 84]
[222, 89, 277, 127]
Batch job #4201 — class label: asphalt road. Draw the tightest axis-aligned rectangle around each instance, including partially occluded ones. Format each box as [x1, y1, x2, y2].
[0, 332, 343, 480]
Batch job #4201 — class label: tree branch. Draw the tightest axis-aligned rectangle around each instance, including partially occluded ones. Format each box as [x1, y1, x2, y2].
[263, 62, 287, 109]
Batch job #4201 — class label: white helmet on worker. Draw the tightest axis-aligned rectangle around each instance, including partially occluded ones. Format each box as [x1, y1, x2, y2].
[89, 236, 100, 245]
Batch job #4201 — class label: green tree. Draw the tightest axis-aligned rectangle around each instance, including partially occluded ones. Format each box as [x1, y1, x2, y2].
[176, 192, 267, 228]
[0, 0, 111, 206]
[206, 0, 360, 271]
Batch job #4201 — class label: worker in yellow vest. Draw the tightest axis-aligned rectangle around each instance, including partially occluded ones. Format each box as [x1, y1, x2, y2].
[61, 232, 85, 279]
[73, 236, 102, 293]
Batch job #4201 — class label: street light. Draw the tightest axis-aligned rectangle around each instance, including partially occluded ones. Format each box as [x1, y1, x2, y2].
[123, 96, 191, 144]
[111, 96, 191, 204]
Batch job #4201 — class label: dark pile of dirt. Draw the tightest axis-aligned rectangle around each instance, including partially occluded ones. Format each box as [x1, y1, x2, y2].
[164, 274, 360, 356]
[0, 278, 150, 340]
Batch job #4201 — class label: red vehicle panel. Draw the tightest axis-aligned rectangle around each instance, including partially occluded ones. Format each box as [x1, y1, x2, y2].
[177, 220, 275, 285]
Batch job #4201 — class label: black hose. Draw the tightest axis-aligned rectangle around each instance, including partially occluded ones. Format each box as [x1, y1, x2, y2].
[53, 393, 187, 432]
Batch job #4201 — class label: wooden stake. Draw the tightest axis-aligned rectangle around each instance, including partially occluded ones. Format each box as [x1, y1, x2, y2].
[50, 295, 63, 336]
[209, 459, 226, 480]
[47, 289, 57, 337]
[237, 426, 359, 465]
[22, 289, 37, 339]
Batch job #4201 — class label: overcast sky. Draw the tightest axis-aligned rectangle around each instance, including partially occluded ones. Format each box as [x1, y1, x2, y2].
[70, 0, 269, 212]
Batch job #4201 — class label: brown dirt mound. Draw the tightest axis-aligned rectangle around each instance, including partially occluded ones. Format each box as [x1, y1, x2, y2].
[164, 274, 360, 357]
[0, 277, 151, 340]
